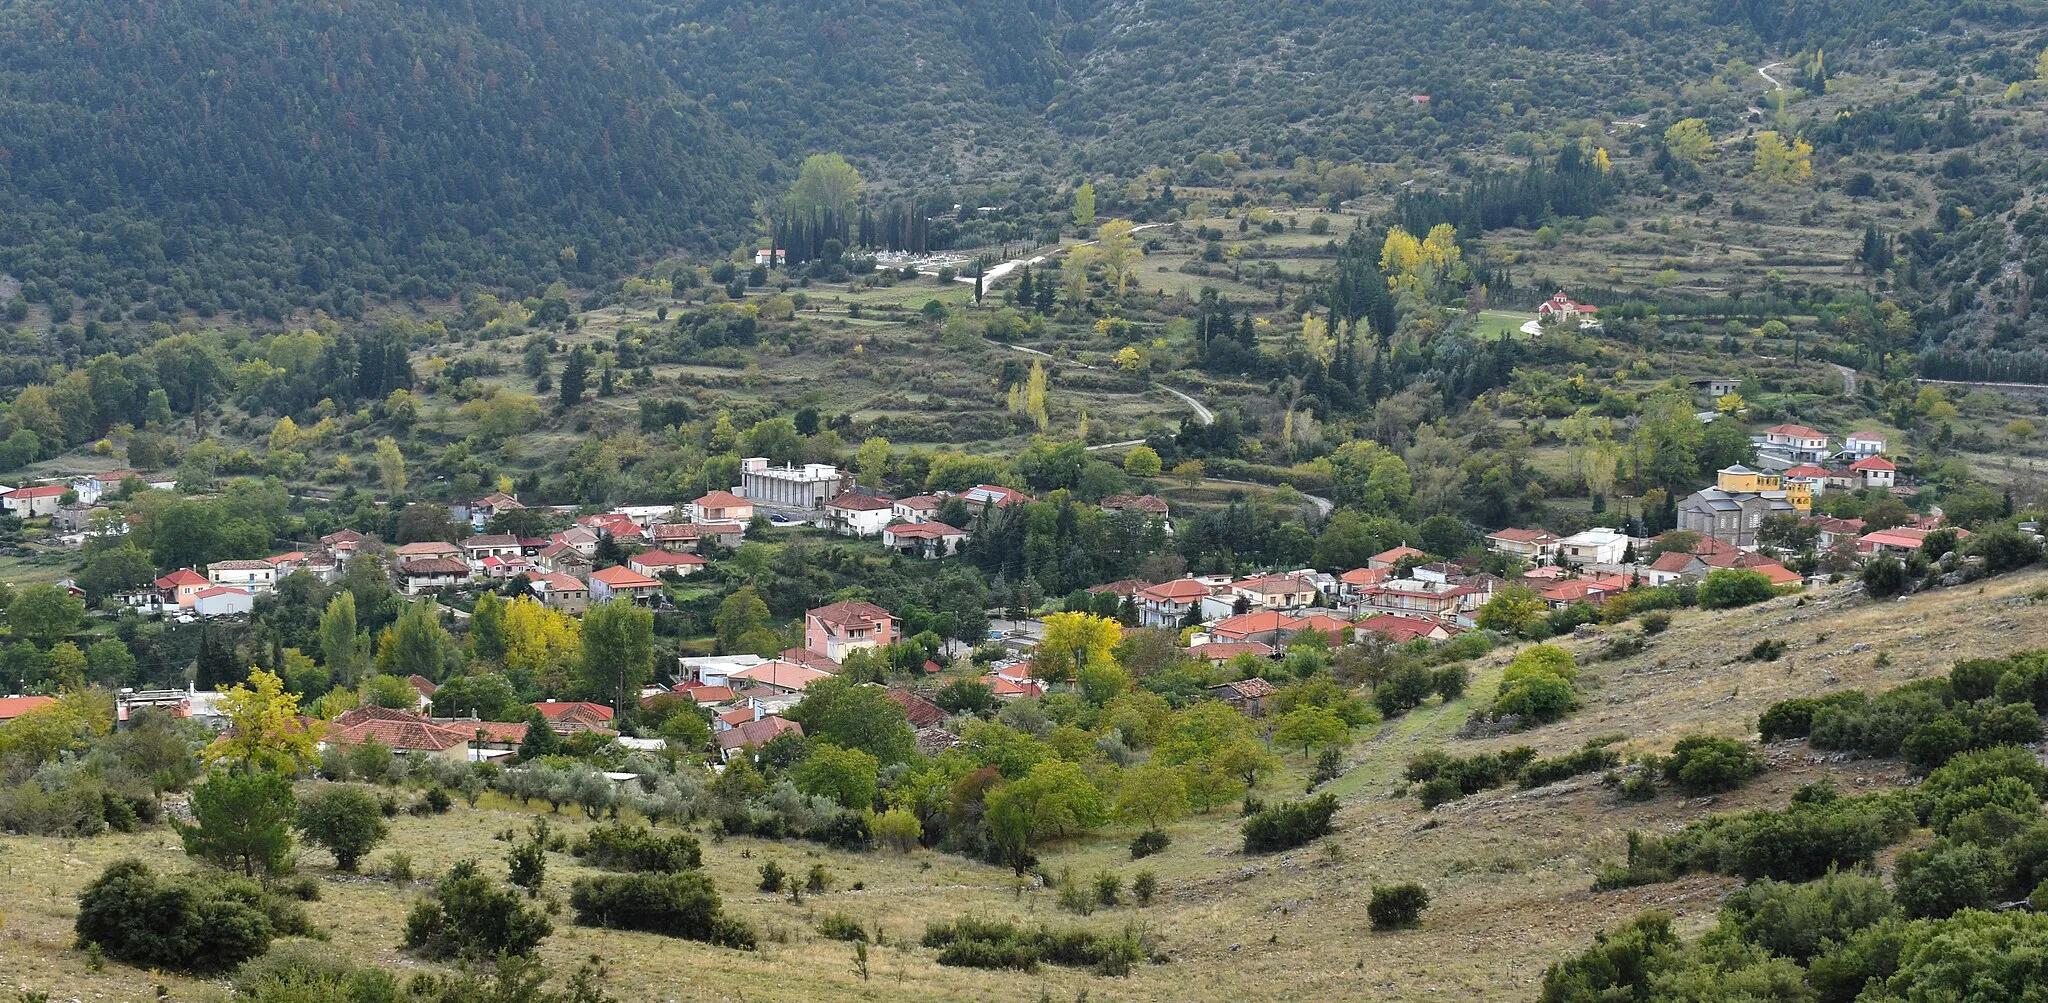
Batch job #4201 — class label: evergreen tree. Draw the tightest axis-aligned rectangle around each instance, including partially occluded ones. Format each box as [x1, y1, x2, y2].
[1035, 272, 1057, 315]
[196, 627, 240, 691]
[1016, 265, 1034, 308]
[559, 347, 591, 408]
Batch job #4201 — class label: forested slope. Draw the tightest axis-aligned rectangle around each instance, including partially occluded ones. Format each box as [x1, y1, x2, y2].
[0, 0, 768, 320]
[0, 0, 2042, 322]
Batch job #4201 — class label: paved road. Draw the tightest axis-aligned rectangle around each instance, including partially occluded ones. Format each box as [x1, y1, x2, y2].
[1161, 385, 1214, 425]
[928, 221, 1168, 286]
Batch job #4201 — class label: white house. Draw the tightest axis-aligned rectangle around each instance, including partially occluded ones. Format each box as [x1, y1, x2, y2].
[628, 550, 708, 578]
[191, 587, 256, 617]
[1558, 527, 1629, 566]
[1759, 424, 1832, 463]
[1849, 456, 1896, 489]
[2, 484, 69, 519]
[1485, 528, 1560, 564]
[891, 495, 944, 524]
[882, 521, 968, 558]
[823, 492, 895, 538]
[1844, 431, 1887, 457]
[1536, 292, 1599, 328]
[398, 558, 469, 595]
[1135, 579, 1214, 628]
[207, 559, 278, 593]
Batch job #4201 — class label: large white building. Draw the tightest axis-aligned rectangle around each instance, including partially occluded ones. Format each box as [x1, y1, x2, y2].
[737, 457, 849, 509]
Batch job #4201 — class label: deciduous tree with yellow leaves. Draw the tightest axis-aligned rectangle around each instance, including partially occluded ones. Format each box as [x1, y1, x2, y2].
[1753, 131, 1813, 186]
[205, 669, 323, 773]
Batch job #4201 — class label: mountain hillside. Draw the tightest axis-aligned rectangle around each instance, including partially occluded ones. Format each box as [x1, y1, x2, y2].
[0, 0, 769, 319]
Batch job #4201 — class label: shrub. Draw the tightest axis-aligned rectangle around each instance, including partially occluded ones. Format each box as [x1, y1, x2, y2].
[1639, 611, 1672, 635]
[1714, 872, 1896, 962]
[572, 824, 703, 872]
[1698, 569, 1776, 609]
[1758, 691, 1863, 742]
[1132, 871, 1158, 906]
[922, 917, 1141, 975]
[1242, 794, 1340, 853]
[1131, 827, 1170, 859]
[402, 859, 552, 960]
[1538, 912, 1678, 1003]
[1748, 638, 1787, 662]
[1367, 882, 1430, 930]
[873, 808, 924, 853]
[1618, 770, 1657, 802]
[1410, 746, 1539, 805]
[294, 785, 389, 872]
[569, 872, 754, 947]
[1894, 842, 1998, 918]
[817, 912, 868, 942]
[1902, 715, 1973, 774]
[1594, 793, 1914, 889]
[1662, 736, 1763, 794]
[1977, 702, 2045, 747]
[1809, 678, 1953, 757]
[74, 860, 275, 974]
[758, 861, 787, 892]
[1094, 871, 1123, 907]
[507, 839, 546, 896]
[1492, 645, 1580, 725]
[1517, 739, 1624, 789]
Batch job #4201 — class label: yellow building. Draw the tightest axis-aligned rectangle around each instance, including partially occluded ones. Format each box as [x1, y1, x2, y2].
[1716, 465, 1809, 512]
[1716, 465, 1782, 493]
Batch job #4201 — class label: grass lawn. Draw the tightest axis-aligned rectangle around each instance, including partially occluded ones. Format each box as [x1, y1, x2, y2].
[1468, 310, 1538, 341]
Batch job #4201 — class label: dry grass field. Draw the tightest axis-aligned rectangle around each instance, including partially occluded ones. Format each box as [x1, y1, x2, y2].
[6, 567, 2047, 1002]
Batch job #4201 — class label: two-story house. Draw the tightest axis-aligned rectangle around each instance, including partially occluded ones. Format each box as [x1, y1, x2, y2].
[804, 601, 899, 662]
[207, 559, 278, 593]
[1135, 578, 1214, 628]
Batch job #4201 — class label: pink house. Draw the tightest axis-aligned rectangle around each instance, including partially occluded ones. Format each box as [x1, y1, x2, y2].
[804, 601, 899, 662]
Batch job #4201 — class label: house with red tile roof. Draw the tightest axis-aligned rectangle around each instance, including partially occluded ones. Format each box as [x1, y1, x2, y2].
[1538, 575, 1630, 608]
[882, 521, 968, 558]
[398, 557, 470, 595]
[1849, 455, 1896, 489]
[824, 492, 896, 538]
[1207, 610, 1302, 645]
[0, 695, 59, 721]
[716, 715, 803, 761]
[528, 571, 590, 612]
[2, 484, 70, 519]
[961, 484, 1031, 509]
[1136, 578, 1214, 628]
[885, 688, 947, 728]
[532, 700, 616, 732]
[1229, 574, 1319, 610]
[727, 659, 834, 694]
[674, 684, 738, 706]
[628, 549, 708, 579]
[805, 601, 898, 661]
[1208, 677, 1277, 716]
[157, 568, 210, 608]
[1291, 613, 1358, 645]
[891, 495, 945, 523]
[1536, 291, 1599, 327]
[208, 559, 278, 593]
[324, 712, 471, 759]
[395, 540, 462, 562]
[1368, 546, 1427, 570]
[776, 647, 842, 673]
[1859, 526, 1967, 557]
[588, 565, 662, 602]
[1485, 528, 1560, 563]
[1355, 613, 1454, 643]
[1186, 640, 1277, 665]
[985, 675, 1045, 701]
[690, 490, 755, 524]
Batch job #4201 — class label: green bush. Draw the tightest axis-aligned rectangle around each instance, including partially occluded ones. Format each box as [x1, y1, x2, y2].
[1809, 678, 1952, 757]
[1241, 794, 1340, 853]
[1757, 691, 1863, 742]
[1130, 827, 1170, 859]
[402, 859, 552, 960]
[1698, 569, 1776, 609]
[817, 912, 868, 942]
[1894, 842, 1997, 918]
[1367, 882, 1430, 930]
[571, 823, 703, 872]
[1901, 715, 1973, 774]
[1639, 611, 1672, 635]
[569, 872, 755, 947]
[74, 860, 276, 974]
[758, 860, 787, 892]
[294, 785, 389, 872]
[1517, 739, 1624, 789]
[1538, 911, 1679, 1003]
[1594, 793, 1915, 889]
[921, 917, 1140, 975]
[1713, 872, 1896, 962]
[1661, 736, 1763, 794]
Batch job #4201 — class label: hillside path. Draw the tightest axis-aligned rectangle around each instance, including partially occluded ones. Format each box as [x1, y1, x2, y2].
[1831, 363, 1857, 395]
